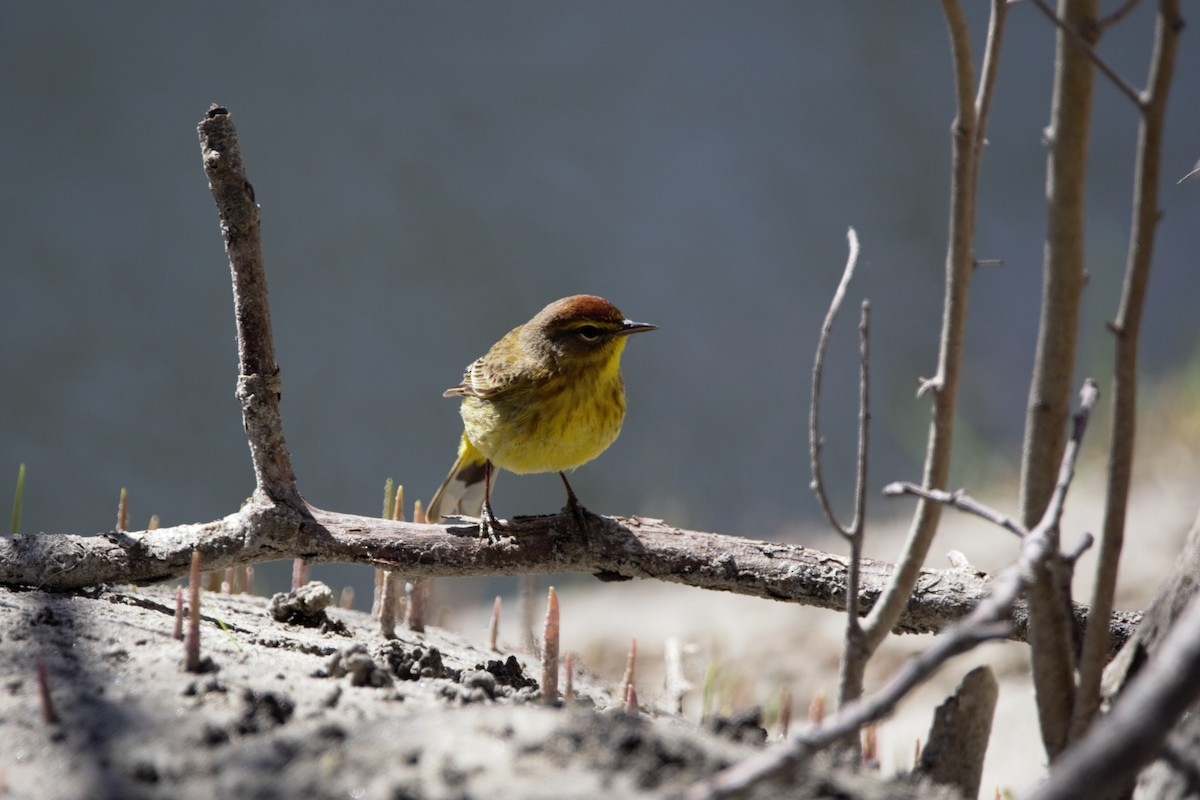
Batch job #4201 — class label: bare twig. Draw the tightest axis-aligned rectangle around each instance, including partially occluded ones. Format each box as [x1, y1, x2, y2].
[197, 105, 302, 508]
[1019, 0, 1100, 758]
[1072, 0, 1182, 741]
[563, 652, 574, 705]
[116, 488, 128, 532]
[373, 480, 394, 617]
[540, 586, 559, 705]
[808, 227, 863, 537]
[884, 483, 1026, 539]
[620, 638, 638, 708]
[37, 659, 57, 725]
[664, 636, 692, 714]
[290, 558, 309, 589]
[1025, 0, 1146, 109]
[687, 381, 1100, 800]
[520, 574, 538, 654]
[685, 604, 1010, 799]
[974, 0, 1010, 139]
[488, 595, 502, 652]
[404, 499, 428, 632]
[185, 550, 203, 673]
[858, 0, 1005, 660]
[835, 300, 871, 709]
[172, 585, 184, 640]
[378, 571, 399, 639]
[1096, 0, 1144, 31]
[1104, 509, 1200, 698]
[778, 687, 792, 739]
[807, 228, 873, 708]
[1034, 589, 1200, 800]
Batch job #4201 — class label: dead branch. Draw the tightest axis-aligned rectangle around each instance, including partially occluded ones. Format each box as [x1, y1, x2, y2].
[1096, 0, 1145, 32]
[807, 228, 872, 708]
[1019, 0, 1100, 760]
[855, 0, 1005, 665]
[0, 503, 1137, 653]
[1026, 0, 1146, 109]
[809, 227, 866, 539]
[1072, 0, 1182, 740]
[1033, 590, 1200, 800]
[686, 380, 1100, 800]
[914, 665, 998, 799]
[198, 105, 302, 508]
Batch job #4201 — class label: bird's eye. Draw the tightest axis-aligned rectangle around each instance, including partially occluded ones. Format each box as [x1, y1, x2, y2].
[576, 325, 603, 342]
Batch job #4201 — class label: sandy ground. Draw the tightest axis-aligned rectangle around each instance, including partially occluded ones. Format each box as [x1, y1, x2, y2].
[0, 582, 948, 800]
[2, 440, 1195, 800]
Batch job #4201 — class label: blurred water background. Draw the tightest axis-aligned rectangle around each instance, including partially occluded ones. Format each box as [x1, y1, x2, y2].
[2, 2, 1197, 605]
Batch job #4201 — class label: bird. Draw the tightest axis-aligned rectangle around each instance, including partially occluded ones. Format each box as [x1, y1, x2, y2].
[426, 294, 656, 541]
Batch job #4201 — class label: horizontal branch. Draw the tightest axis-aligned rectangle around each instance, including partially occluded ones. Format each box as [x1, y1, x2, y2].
[0, 500, 1139, 653]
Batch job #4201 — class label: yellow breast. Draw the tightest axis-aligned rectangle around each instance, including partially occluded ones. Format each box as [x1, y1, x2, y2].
[460, 357, 627, 475]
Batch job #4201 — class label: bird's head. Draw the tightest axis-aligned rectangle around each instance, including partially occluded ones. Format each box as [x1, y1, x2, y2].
[521, 294, 656, 369]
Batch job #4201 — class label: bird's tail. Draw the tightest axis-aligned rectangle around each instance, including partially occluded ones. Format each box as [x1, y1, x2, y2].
[426, 435, 491, 522]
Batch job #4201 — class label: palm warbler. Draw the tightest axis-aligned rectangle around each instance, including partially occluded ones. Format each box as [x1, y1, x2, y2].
[427, 294, 656, 541]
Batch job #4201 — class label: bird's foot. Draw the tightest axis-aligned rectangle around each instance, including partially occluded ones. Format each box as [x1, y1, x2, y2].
[562, 493, 598, 537]
[479, 502, 503, 544]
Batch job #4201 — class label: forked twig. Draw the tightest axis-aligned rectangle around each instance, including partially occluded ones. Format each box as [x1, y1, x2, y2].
[808, 228, 872, 709]
[1024, 0, 1146, 109]
[809, 227, 865, 538]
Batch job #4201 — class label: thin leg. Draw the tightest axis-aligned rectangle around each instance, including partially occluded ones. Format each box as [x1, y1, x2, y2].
[479, 461, 501, 543]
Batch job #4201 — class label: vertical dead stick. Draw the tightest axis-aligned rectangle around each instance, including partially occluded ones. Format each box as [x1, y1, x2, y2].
[488, 596, 502, 652]
[116, 488, 128, 532]
[778, 687, 792, 739]
[197, 105, 301, 507]
[541, 587, 559, 704]
[371, 568, 385, 616]
[620, 638, 638, 707]
[664, 636, 692, 714]
[405, 499, 427, 632]
[185, 550, 203, 672]
[563, 651, 575, 706]
[37, 659, 57, 725]
[291, 559, 309, 589]
[172, 585, 185, 640]
[379, 572, 398, 639]
[521, 574, 538, 653]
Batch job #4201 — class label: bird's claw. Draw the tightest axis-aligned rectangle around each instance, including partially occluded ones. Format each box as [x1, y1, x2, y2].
[562, 494, 595, 536]
[479, 503, 503, 544]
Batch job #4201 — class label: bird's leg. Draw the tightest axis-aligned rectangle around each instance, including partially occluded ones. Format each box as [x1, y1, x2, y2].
[558, 471, 591, 533]
[479, 461, 501, 543]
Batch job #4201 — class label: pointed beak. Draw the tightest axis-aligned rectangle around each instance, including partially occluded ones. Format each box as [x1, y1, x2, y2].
[618, 319, 657, 336]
